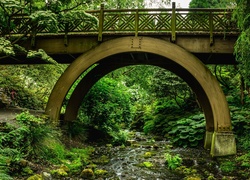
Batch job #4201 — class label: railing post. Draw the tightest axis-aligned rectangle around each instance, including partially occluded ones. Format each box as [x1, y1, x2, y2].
[171, 2, 176, 42]
[31, 25, 37, 47]
[135, 9, 139, 37]
[64, 23, 69, 46]
[98, 4, 104, 42]
[209, 11, 214, 45]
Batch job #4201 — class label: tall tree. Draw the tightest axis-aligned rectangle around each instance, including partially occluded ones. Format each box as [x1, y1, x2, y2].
[189, 0, 235, 8]
[234, 0, 250, 84]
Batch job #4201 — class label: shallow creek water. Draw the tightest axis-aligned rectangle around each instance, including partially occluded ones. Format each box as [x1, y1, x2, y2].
[90, 132, 226, 180]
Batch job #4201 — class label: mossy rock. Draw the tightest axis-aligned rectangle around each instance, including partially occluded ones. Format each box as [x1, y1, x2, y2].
[27, 174, 42, 180]
[93, 155, 110, 164]
[95, 169, 108, 177]
[143, 152, 152, 158]
[80, 168, 94, 179]
[22, 166, 33, 175]
[184, 176, 201, 180]
[60, 164, 70, 172]
[50, 168, 68, 177]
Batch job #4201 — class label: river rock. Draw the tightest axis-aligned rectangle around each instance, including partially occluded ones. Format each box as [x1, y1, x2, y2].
[42, 172, 52, 180]
[80, 168, 94, 179]
[27, 174, 42, 180]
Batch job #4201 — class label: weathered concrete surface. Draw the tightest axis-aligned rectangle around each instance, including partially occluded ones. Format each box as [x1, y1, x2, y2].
[204, 131, 214, 149]
[211, 132, 236, 156]
[0, 34, 237, 64]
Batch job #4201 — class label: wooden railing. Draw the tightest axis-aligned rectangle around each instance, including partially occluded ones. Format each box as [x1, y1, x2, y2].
[1, 3, 238, 45]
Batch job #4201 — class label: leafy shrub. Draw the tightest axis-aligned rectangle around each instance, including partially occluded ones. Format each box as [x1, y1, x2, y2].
[78, 77, 133, 142]
[230, 107, 250, 136]
[165, 153, 182, 170]
[63, 147, 94, 173]
[220, 161, 236, 173]
[109, 129, 130, 145]
[168, 114, 205, 147]
[237, 132, 250, 151]
[236, 152, 250, 168]
[1, 111, 64, 163]
[141, 96, 197, 136]
[143, 120, 155, 135]
[0, 148, 19, 180]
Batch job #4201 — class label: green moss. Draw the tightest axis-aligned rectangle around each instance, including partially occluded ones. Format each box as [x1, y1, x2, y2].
[93, 155, 110, 164]
[220, 161, 236, 173]
[27, 174, 42, 180]
[22, 166, 33, 175]
[143, 152, 152, 158]
[59, 164, 69, 172]
[143, 161, 153, 168]
[207, 175, 216, 180]
[50, 168, 68, 177]
[95, 169, 108, 176]
[185, 177, 201, 180]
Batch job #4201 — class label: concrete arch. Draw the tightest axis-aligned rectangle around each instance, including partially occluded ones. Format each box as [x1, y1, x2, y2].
[46, 36, 236, 156]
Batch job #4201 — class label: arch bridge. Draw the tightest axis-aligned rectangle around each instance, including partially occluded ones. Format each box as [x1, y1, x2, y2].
[1, 3, 239, 156]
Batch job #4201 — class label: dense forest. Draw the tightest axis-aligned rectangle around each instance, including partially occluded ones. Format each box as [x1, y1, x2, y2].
[0, 0, 250, 179]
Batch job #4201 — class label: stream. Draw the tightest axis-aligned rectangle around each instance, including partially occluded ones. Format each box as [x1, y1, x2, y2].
[90, 132, 229, 180]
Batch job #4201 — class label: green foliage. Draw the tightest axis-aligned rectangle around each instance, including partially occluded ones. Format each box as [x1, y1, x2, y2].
[233, 0, 250, 85]
[79, 77, 133, 142]
[237, 132, 250, 150]
[189, 0, 235, 8]
[220, 161, 236, 173]
[230, 107, 250, 136]
[0, 148, 19, 180]
[61, 10, 98, 26]
[143, 120, 155, 135]
[168, 114, 205, 147]
[141, 97, 197, 136]
[89, 0, 170, 9]
[30, 10, 58, 32]
[109, 129, 130, 145]
[0, 111, 94, 178]
[236, 152, 250, 168]
[0, 64, 66, 109]
[150, 68, 197, 110]
[27, 49, 57, 64]
[63, 147, 93, 173]
[0, 38, 15, 56]
[0, 111, 62, 161]
[165, 153, 182, 170]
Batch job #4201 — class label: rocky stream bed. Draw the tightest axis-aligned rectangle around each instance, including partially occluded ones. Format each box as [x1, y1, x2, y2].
[87, 132, 239, 180]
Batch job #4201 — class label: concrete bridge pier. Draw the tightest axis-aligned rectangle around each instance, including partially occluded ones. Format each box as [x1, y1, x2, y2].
[46, 36, 236, 156]
[205, 131, 236, 157]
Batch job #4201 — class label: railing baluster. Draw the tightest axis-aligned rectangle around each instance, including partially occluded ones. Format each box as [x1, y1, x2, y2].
[98, 4, 104, 42]
[171, 2, 176, 42]
[64, 23, 68, 46]
[135, 9, 139, 37]
[209, 11, 214, 45]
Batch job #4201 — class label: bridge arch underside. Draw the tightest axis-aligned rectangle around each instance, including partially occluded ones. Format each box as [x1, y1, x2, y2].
[45, 36, 236, 156]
